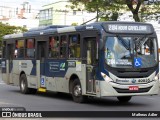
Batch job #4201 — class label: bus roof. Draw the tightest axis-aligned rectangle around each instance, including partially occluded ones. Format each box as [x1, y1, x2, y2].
[28, 25, 70, 32]
[3, 21, 155, 40]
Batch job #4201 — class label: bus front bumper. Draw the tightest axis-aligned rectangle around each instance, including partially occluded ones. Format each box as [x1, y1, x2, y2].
[96, 80, 159, 97]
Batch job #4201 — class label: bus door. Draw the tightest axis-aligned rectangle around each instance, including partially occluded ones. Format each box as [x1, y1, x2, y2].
[37, 41, 47, 88]
[6, 43, 14, 84]
[84, 37, 97, 94]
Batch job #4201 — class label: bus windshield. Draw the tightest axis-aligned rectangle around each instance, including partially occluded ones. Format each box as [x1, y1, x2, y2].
[105, 36, 158, 68]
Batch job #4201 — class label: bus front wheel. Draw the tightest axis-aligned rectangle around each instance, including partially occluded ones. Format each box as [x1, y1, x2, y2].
[117, 96, 132, 103]
[71, 79, 87, 103]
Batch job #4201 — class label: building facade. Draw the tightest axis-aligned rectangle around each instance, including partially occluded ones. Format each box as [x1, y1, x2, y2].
[39, 1, 96, 26]
[0, 1, 39, 30]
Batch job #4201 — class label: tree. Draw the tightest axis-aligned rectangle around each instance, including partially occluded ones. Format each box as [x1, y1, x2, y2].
[69, 0, 160, 22]
[126, 0, 142, 22]
[0, 22, 27, 47]
[140, 1, 160, 22]
[69, 0, 126, 21]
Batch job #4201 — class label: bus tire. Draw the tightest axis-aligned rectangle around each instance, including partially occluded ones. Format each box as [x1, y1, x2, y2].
[117, 96, 132, 103]
[20, 74, 31, 94]
[71, 79, 87, 103]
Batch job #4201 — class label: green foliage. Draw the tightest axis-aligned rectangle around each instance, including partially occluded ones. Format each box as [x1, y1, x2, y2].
[140, 3, 160, 22]
[70, 0, 160, 22]
[69, 0, 126, 21]
[100, 12, 118, 21]
[0, 22, 27, 47]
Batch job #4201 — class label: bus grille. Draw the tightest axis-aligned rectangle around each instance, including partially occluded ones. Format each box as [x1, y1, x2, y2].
[113, 86, 152, 93]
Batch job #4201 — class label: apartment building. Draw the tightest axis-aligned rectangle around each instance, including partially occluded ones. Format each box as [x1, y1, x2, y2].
[39, 1, 96, 26]
[0, 1, 39, 29]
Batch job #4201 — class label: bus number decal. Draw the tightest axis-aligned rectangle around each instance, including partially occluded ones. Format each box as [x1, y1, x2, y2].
[68, 61, 76, 67]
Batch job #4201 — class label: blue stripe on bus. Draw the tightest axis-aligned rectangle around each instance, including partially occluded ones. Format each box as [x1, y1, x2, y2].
[30, 60, 36, 75]
[40, 62, 45, 75]
[96, 51, 108, 81]
[156, 68, 159, 75]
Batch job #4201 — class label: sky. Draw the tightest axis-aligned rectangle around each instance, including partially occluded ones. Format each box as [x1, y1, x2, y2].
[0, 0, 60, 10]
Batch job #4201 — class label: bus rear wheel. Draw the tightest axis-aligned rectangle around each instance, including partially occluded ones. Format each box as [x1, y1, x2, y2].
[117, 96, 132, 103]
[71, 79, 87, 103]
[20, 74, 37, 94]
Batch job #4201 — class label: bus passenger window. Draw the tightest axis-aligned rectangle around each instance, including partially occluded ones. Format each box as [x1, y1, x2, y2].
[49, 36, 59, 58]
[26, 39, 35, 58]
[16, 40, 25, 58]
[60, 35, 67, 58]
[69, 35, 80, 58]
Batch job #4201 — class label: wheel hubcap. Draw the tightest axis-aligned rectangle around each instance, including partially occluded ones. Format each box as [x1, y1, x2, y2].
[74, 85, 81, 97]
[21, 80, 25, 91]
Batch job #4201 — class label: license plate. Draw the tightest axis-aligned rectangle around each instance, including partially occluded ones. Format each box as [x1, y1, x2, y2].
[129, 86, 139, 91]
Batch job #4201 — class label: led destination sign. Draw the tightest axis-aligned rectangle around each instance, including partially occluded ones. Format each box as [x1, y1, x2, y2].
[109, 25, 147, 31]
[103, 23, 153, 34]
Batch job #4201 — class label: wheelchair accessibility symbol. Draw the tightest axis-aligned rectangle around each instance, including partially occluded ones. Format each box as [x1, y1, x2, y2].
[134, 58, 142, 67]
[41, 78, 45, 85]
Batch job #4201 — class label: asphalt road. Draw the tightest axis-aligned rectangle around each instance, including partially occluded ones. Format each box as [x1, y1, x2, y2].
[1, 72, 160, 120]
[0, 73, 160, 112]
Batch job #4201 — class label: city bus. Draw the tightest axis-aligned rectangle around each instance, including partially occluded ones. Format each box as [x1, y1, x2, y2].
[1, 22, 159, 103]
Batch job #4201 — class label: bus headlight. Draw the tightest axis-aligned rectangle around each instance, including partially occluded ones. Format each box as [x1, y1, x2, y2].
[101, 72, 112, 82]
